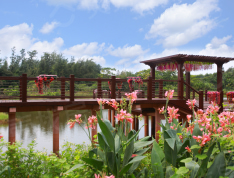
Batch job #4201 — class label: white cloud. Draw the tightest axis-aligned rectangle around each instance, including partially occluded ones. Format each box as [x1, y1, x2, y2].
[109, 0, 168, 13]
[80, 55, 106, 65]
[199, 36, 234, 57]
[63, 42, 105, 57]
[115, 58, 129, 65]
[30, 37, 64, 56]
[0, 23, 33, 57]
[44, 0, 168, 13]
[146, 0, 219, 47]
[40, 21, 59, 34]
[108, 44, 149, 58]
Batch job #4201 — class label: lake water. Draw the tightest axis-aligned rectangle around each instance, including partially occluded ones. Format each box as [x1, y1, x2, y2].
[0, 110, 151, 153]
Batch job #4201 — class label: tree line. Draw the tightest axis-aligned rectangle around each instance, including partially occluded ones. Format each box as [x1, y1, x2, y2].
[1, 47, 234, 92]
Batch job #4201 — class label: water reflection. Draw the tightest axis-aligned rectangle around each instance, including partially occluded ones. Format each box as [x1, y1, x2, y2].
[0, 110, 151, 153]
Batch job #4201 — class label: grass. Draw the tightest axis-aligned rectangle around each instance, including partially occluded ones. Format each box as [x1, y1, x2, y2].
[0, 112, 8, 121]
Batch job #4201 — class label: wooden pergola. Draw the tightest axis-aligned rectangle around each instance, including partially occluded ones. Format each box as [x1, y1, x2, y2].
[141, 54, 234, 109]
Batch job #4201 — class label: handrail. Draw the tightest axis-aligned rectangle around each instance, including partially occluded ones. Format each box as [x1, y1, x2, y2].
[183, 81, 199, 94]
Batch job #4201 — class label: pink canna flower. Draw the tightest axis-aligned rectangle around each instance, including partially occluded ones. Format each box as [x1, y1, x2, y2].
[67, 121, 76, 129]
[87, 115, 98, 129]
[0, 134, 3, 140]
[193, 133, 211, 147]
[75, 114, 82, 124]
[186, 99, 196, 109]
[167, 106, 180, 123]
[187, 115, 191, 122]
[125, 91, 138, 103]
[95, 174, 101, 178]
[217, 127, 223, 133]
[131, 154, 137, 158]
[158, 106, 165, 114]
[165, 90, 174, 100]
[105, 175, 115, 178]
[185, 146, 191, 153]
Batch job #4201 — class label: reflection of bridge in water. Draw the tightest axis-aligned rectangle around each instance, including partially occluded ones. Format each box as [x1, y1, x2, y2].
[1, 54, 233, 155]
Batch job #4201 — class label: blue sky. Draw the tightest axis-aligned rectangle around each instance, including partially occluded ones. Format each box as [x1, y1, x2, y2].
[0, 0, 234, 74]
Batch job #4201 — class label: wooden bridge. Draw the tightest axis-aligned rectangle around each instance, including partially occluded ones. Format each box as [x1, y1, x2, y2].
[1, 54, 233, 155]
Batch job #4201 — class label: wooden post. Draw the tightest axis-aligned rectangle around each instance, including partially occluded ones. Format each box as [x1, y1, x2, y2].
[132, 115, 135, 130]
[150, 64, 156, 98]
[147, 77, 152, 100]
[111, 76, 116, 99]
[61, 77, 65, 100]
[53, 107, 61, 156]
[8, 107, 16, 144]
[217, 63, 223, 112]
[108, 109, 111, 122]
[159, 80, 163, 98]
[91, 110, 97, 144]
[70, 75, 75, 102]
[151, 116, 155, 138]
[22, 74, 27, 102]
[136, 117, 139, 132]
[177, 61, 184, 99]
[20, 78, 22, 100]
[199, 91, 203, 110]
[205, 90, 208, 101]
[111, 110, 115, 127]
[186, 71, 190, 99]
[97, 78, 102, 98]
[144, 116, 149, 137]
[155, 108, 164, 142]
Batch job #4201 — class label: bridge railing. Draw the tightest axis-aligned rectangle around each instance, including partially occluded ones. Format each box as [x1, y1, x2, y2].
[0, 74, 183, 102]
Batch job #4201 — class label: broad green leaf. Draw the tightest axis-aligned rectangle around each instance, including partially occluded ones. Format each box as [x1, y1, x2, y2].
[185, 161, 200, 178]
[164, 138, 177, 167]
[134, 147, 150, 156]
[178, 139, 190, 154]
[180, 158, 192, 163]
[97, 149, 105, 162]
[128, 156, 146, 164]
[151, 142, 164, 178]
[197, 142, 216, 177]
[65, 164, 84, 173]
[165, 138, 176, 150]
[115, 134, 120, 153]
[97, 116, 115, 151]
[138, 136, 151, 141]
[190, 145, 201, 149]
[165, 166, 175, 178]
[176, 167, 189, 175]
[134, 140, 154, 152]
[164, 129, 177, 139]
[196, 154, 207, 160]
[103, 119, 115, 134]
[227, 166, 234, 171]
[98, 133, 108, 151]
[119, 163, 133, 176]
[206, 152, 226, 178]
[107, 152, 116, 174]
[152, 140, 165, 161]
[128, 130, 136, 140]
[123, 140, 134, 167]
[82, 157, 103, 171]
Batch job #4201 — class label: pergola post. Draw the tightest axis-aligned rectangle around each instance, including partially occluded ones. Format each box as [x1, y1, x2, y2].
[177, 61, 184, 99]
[186, 71, 190, 99]
[144, 116, 149, 137]
[217, 63, 223, 112]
